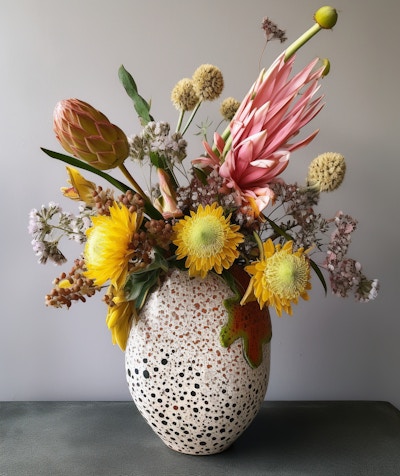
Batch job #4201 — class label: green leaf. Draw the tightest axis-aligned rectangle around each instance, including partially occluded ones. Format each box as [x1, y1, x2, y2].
[149, 151, 166, 169]
[134, 251, 169, 275]
[118, 65, 153, 125]
[41, 148, 164, 220]
[125, 269, 160, 310]
[264, 215, 293, 241]
[41, 148, 130, 193]
[124, 251, 169, 309]
[310, 258, 327, 295]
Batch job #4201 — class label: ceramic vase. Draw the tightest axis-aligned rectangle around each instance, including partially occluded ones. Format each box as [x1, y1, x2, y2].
[125, 269, 271, 455]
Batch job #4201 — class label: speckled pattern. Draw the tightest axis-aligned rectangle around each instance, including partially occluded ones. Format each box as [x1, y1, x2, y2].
[125, 269, 271, 455]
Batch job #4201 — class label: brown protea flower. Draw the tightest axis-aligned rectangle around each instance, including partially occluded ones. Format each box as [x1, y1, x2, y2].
[53, 98, 130, 170]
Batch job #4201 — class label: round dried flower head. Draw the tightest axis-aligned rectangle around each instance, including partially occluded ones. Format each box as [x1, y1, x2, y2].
[307, 152, 346, 192]
[171, 78, 199, 111]
[220, 97, 241, 121]
[192, 64, 224, 101]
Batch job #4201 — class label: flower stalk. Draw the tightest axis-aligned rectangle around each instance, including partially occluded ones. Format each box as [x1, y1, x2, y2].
[284, 6, 338, 61]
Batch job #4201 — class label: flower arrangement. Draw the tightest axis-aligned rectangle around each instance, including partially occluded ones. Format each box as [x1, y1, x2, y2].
[29, 6, 378, 362]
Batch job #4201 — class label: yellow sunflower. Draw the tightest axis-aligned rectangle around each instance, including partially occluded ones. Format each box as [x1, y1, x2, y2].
[172, 203, 244, 278]
[106, 286, 137, 351]
[84, 202, 143, 290]
[241, 239, 311, 316]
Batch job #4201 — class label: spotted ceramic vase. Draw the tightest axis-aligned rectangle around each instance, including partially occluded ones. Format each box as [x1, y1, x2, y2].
[125, 269, 271, 455]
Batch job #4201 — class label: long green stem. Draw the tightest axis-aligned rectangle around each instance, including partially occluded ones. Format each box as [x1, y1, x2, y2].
[175, 109, 185, 133]
[118, 163, 148, 200]
[118, 163, 163, 219]
[211, 123, 231, 157]
[181, 100, 202, 136]
[284, 23, 322, 61]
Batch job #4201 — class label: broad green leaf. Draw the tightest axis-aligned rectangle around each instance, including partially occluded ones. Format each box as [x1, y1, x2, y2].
[41, 148, 129, 193]
[41, 148, 163, 220]
[118, 65, 153, 125]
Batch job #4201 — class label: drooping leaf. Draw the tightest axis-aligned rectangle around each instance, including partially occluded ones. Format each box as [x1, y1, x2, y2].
[310, 258, 327, 295]
[41, 148, 130, 193]
[41, 148, 163, 220]
[118, 65, 153, 125]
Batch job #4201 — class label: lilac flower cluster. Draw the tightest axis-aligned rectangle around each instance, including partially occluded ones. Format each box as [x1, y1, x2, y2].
[268, 182, 328, 249]
[324, 212, 379, 302]
[129, 121, 187, 165]
[264, 185, 379, 302]
[28, 202, 92, 265]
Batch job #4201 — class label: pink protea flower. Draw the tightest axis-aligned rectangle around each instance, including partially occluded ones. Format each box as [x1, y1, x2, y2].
[195, 53, 325, 212]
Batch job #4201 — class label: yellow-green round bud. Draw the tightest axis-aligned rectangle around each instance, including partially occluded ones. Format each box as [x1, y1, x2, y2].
[320, 58, 331, 77]
[314, 6, 338, 29]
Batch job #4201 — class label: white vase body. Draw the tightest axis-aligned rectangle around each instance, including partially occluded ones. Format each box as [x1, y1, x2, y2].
[125, 269, 271, 455]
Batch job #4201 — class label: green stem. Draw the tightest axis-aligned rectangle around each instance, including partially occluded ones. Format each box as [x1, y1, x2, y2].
[181, 100, 202, 136]
[253, 231, 265, 260]
[118, 163, 148, 199]
[175, 109, 185, 133]
[221, 134, 233, 159]
[284, 23, 322, 61]
[211, 123, 231, 157]
[118, 163, 163, 219]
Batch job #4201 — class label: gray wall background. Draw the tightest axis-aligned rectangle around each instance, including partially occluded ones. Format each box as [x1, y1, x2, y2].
[1, 0, 399, 408]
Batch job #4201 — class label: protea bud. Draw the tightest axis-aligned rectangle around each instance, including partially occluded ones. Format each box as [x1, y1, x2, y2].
[53, 99, 129, 170]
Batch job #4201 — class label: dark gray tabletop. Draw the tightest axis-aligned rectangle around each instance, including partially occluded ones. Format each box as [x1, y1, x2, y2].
[1, 401, 399, 476]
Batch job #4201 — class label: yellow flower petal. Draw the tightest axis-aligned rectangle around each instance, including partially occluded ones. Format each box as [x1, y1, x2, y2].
[172, 203, 243, 278]
[242, 239, 311, 315]
[84, 202, 142, 290]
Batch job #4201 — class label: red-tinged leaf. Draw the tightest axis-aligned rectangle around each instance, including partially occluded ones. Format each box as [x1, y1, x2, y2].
[220, 298, 272, 369]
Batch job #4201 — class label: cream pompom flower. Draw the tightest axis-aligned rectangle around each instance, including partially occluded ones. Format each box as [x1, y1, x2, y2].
[192, 64, 224, 101]
[171, 78, 199, 111]
[307, 152, 346, 192]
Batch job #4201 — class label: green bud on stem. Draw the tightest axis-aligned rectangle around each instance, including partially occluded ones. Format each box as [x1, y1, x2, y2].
[284, 6, 338, 61]
[314, 6, 338, 29]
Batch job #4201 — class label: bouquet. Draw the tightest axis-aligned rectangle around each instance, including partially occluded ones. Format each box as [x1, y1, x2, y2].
[28, 6, 378, 359]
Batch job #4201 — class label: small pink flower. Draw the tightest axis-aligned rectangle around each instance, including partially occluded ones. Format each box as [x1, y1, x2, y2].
[196, 53, 325, 212]
[154, 169, 183, 219]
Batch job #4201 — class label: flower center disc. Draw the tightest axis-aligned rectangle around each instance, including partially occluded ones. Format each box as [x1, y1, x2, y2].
[186, 216, 224, 257]
[264, 253, 308, 299]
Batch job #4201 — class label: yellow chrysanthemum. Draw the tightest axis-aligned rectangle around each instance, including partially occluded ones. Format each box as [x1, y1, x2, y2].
[172, 203, 244, 278]
[84, 202, 143, 290]
[106, 286, 137, 351]
[242, 239, 311, 316]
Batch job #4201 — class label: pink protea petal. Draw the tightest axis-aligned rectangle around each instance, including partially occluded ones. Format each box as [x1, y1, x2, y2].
[198, 53, 325, 214]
